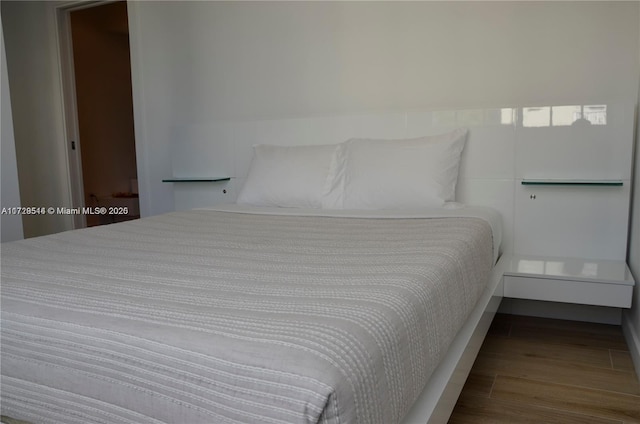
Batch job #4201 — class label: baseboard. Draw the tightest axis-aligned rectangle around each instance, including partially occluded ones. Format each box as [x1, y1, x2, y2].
[622, 311, 640, 381]
[498, 298, 622, 325]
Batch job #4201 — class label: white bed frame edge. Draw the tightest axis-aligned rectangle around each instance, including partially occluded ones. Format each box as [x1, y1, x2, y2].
[400, 253, 507, 424]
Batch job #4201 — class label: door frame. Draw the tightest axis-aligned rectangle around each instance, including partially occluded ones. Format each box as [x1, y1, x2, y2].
[55, 0, 121, 229]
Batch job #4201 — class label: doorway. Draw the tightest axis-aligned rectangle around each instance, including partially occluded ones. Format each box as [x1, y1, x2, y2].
[61, 1, 139, 227]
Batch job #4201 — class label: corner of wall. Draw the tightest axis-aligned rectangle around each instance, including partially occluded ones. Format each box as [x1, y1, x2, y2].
[621, 26, 640, 378]
[1, 16, 24, 242]
[622, 314, 640, 381]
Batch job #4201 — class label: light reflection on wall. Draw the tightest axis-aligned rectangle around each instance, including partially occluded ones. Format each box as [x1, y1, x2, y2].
[427, 105, 606, 128]
[501, 108, 515, 126]
[522, 105, 607, 128]
[516, 259, 600, 278]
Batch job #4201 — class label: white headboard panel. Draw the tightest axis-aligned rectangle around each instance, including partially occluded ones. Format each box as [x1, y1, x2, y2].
[169, 101, 635, 261]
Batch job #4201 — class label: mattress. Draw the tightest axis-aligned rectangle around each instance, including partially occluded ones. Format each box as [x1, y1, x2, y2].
[1, 206, 498, 424]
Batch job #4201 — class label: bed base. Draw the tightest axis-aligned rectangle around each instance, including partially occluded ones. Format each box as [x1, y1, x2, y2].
[400, 254, 507, 424]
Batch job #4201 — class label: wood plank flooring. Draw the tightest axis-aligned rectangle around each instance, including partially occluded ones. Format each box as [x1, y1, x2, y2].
[449, 313, 640, 424]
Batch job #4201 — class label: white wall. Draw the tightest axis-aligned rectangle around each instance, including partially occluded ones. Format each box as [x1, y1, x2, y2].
[128, 1, 640, 218]
[1, 1, 73, 238]
[1, 1, 639, 235]
[1, 16, 23, 242]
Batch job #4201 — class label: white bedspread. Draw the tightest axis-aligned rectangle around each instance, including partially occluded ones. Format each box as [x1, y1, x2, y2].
[1, 207, 497, 424]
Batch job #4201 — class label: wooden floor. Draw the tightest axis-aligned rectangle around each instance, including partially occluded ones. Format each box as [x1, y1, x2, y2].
[449, 313, 640, 424]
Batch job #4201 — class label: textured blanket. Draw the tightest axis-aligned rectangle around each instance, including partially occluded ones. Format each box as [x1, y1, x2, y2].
[1, 209, 494, 424]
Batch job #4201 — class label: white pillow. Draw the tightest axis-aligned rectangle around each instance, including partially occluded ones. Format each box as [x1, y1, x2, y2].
[237, 144, 338, 208]
[322, 129, 468, 210]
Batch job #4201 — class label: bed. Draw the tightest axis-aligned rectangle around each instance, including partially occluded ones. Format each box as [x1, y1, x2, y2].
[1, 129, 505, 423]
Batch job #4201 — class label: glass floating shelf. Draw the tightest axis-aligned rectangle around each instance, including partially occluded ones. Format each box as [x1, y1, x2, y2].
[162, 177, 231, 183]
[521, 179, 623, 187]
